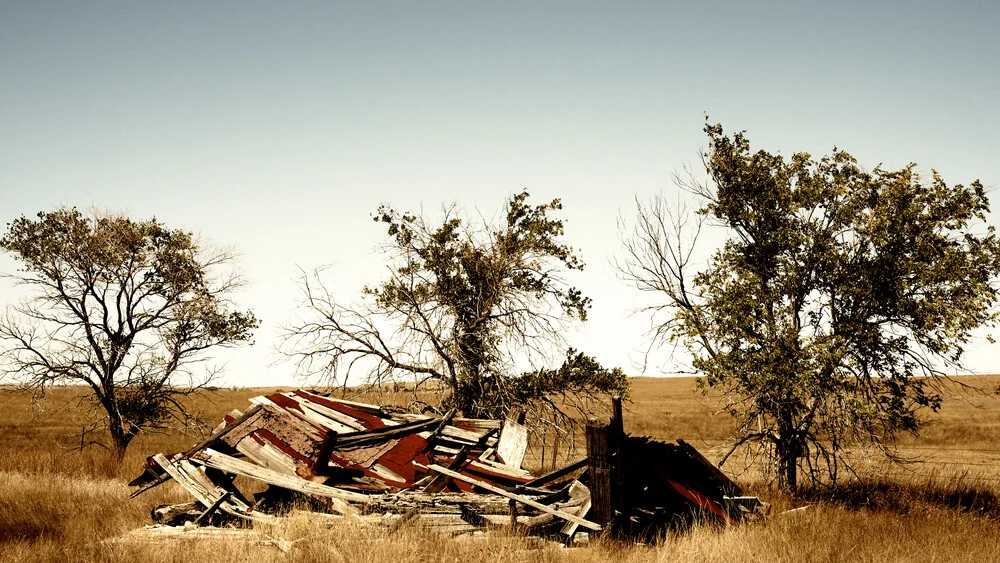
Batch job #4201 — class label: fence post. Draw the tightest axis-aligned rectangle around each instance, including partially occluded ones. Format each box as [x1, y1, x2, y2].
[586, 398, 626, 535]
[585, 419, 613, 528]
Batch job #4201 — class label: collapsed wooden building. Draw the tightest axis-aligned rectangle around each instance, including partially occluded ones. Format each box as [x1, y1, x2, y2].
[129, 389, 765, 541]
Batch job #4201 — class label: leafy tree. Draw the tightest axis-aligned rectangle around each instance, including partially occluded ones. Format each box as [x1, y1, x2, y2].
[283, 191, 627, 420]
[0, 208, 259, 458]
[620, 123, 1000, 490]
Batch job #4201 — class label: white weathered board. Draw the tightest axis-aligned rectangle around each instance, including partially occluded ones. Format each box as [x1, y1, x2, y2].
[496, 419, 528, 469]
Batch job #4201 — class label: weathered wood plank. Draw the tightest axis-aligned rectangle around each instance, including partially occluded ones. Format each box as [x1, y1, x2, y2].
[235, 434, 300, 475]
[497, 419, 528, 469]
[187, 404, 264, 455]
[426, 464, 601, 531]
[335, 418, 441, 448]
[523, 458, 588, 488]
[293, 391, 386, 416]
[152, 454, 217, 508]
[192, 448, 368, 513]
[195, 491, 232, 525]
[558, 481, 593, 536]
[422, 445, 471, 494]
[288, 392, 369, 431]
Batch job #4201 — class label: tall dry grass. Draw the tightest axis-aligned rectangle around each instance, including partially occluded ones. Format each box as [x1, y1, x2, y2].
[0, 375, 998, 562]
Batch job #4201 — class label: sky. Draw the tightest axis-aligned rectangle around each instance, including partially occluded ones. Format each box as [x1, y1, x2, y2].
[1, 1, 998, 386]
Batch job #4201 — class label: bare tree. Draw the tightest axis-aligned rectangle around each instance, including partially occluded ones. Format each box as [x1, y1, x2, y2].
[0, 208, 259, 458]
[282, 191, 627, 420]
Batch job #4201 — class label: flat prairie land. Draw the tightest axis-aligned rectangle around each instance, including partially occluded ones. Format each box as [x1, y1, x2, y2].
[1, 375, 999, 562]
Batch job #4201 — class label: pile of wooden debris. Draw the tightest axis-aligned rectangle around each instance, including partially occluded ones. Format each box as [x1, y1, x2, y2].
[128, 390, 765, 542]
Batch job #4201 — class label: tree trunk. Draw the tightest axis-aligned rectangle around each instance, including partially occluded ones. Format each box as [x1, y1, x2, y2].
[108, 411, 135, 460]
[110, 427, 133, 460]
[777, 443, 798, 491]
[776, 409, 799, 491]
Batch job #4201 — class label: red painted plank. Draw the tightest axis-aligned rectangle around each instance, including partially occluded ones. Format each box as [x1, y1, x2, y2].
[266, 393, 306, 414]
[665, 477, 732, 524]
[435, 456, 532, 485]
[291, 390, 386, 429]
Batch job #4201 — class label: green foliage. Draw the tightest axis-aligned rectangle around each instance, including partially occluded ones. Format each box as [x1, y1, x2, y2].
[512, 348, 629, 404]
[624, 123, 1000, 490]
[0, 208, 258, 456]
[287, 191, 625, 420]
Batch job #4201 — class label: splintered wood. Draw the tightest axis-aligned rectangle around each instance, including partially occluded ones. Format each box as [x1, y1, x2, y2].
[130, 390, 598, 540]
[128, 391, 764, 544]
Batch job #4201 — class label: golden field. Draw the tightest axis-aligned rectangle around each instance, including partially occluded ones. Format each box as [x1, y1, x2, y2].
[0, 375, 999, 562]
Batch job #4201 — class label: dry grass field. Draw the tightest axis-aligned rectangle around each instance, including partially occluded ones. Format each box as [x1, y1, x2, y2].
[1, 376, 999, 562]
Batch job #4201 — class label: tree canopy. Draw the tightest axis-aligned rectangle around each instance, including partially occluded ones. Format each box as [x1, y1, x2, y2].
[284, 191, 627, 420]
[0, 208, 258, 457]
[621, 122, 1000, 490]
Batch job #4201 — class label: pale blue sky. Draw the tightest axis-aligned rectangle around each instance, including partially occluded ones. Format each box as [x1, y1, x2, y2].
[2, 1, 998, 385]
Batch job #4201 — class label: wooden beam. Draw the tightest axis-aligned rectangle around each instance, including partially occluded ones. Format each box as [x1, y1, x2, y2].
[422, 445, 470, 494]
[426, 464, 601, 531]
[334, 417, 442, 448]
[423, 408, 457, 444]
[193, 449, 367, 514]
[195, 491, 232, 525]
[558, 481, 593, 537]
[523, 458, 588, 488]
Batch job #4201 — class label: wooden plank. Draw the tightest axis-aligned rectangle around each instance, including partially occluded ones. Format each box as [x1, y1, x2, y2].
[422, 445, 471, 494]
[441, 425, 492, 443]
[466, 457, 534, 480]
[286, 393, 388, 429]
[288, 392, 369, 431]
[426, 464, 601, 531]
[187, 404, 263, 454]
[452, 418, 502, 432]
[235, 434, 300, 475]
[558, 481, 593, 536]
[497, 420, 528, 469]
[212, 409, 244, 435]
[422, 408, 456, 445]
[254, 394, 327, 442]
[335, 417, 441, 448]
[293, 391, 385, 416]
[368, 462, 407, 485]
[294, 401, 363, 433]
[193, 448, 369, 512]
[523, 458, 588, 488]
[379, 491, 515, 513]
[112, 525, 293, 551]
[153, 454, 216, 507]
[195, 491, 232, 525]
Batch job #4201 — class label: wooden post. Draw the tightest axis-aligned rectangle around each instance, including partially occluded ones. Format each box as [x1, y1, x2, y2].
[610, 397, 626, 535]
[585, 397, 626, 536]
[586, 419, 613, 529]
